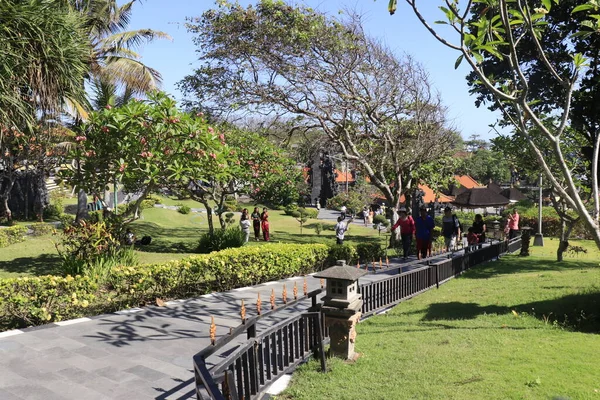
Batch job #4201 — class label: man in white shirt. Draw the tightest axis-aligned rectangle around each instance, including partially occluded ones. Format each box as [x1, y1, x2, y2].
[335, 216, 349, 245]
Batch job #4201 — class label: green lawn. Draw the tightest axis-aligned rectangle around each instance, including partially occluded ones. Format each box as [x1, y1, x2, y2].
[0, 205, 382, 278]
[280, 240, 600, 400]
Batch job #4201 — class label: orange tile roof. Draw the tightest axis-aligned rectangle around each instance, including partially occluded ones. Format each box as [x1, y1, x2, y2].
[335, 170, 355, 183]
[454, 175, 481, 189]
[399, 184, 453, 203]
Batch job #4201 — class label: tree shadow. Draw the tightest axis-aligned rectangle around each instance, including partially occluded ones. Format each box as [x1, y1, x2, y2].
[131, 222, 201, 253]
[0, 253, 63, 276]
[463, 254, 599, 280]
[419, 291, 600, 333]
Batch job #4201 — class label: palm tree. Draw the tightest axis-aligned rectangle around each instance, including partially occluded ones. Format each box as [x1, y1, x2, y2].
[0, 0, 90, 220]
[73, 0, 171, 95]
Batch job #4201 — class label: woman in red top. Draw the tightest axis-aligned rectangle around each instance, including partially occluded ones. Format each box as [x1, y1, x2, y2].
[261, 208, 270, 241]
[391, 208, 415, 259]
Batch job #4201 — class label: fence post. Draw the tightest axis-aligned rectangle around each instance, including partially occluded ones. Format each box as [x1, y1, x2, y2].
[435, 263, 439, 289]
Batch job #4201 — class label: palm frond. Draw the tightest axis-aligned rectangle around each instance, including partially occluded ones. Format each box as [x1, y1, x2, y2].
[100, 56, 162, 92]
[99, 29, 171, 51]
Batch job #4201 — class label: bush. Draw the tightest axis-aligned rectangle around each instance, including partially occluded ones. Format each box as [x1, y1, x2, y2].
[0, 225, 27, 248]
[177, 204, 191, 214]
[28, 223, 56, 237]
[43, 191, 66, 220]
[197, 227, 246, 253]
[56, 219, 125, 276]
[327, 244, 358, 265]
[284, 203, 299, 216]
[0, 275, 98, 330]
[373, 214, 390, 227]
[356, 242, 385, 262]
[300, 207, 319, 219]
[314, 222, 323, 235]
[0, 243, 329, 331]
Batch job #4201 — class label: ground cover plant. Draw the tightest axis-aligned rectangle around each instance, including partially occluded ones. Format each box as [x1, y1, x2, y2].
[280, 240, 600, 400]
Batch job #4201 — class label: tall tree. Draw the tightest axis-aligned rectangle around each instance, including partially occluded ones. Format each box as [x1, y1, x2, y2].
[180, 1, 457, 220]
[0, 0, 89, 220]
[389, 0, 600, 249]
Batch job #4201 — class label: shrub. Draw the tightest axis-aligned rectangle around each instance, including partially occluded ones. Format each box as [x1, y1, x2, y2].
[327, 244, 358, 265]
[314, 222, 323, 235]
[0, 225, 27, 248]
[28, 223, 56, 237]
[284, 203, 299, 216]
[224, 212, 236, 225]
[177, 204, 191, 214]
[299, 207, 319, 219]
[197, 226, 246, 253]
[0, 275, 98, 330]
[0, 243, 329, 331]
[356, 242, 385, 262]
[56, 219, 125, 276]
[43, 191, 66, 220]
[373, 214, 390, 227]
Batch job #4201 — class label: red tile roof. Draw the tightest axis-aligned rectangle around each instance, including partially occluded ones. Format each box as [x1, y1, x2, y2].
[454, 175, 481, 189]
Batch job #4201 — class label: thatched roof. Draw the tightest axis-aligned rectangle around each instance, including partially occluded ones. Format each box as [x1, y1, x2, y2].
[453, 187, 510, 207]
[487, 182, 503, 194]
[500, 187, 527, 203]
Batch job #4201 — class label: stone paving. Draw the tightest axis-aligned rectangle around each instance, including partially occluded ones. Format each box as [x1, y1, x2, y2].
[0, 257, 428, 400]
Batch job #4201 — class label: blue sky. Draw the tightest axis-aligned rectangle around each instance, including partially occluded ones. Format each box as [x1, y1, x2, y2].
[127, 0, 504, 141]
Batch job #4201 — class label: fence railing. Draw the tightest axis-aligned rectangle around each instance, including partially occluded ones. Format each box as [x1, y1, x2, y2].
[359, 238, 522, 318]
[194, 238, 522, 399]
[193, 290, 325, 400]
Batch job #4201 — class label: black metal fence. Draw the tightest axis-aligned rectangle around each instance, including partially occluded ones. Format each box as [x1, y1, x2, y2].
[194, 238, 521, 399]
[360, 238, 521, 318]
[193, 291, 326, 400]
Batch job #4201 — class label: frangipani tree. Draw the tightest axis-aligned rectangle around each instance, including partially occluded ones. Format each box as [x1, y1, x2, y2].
[60, 92, 225, 222]
[388, 0, 600, 249]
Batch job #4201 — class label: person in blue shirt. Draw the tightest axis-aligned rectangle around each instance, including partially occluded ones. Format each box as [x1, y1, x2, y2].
[414, 206, 435, 260]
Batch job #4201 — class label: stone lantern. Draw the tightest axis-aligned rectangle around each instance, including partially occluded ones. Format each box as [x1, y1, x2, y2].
[314, 260, 366, 360]
[491, 220, 501, 240]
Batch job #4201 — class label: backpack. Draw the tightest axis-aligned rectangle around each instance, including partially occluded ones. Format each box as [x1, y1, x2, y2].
[452, 215, 463, 235]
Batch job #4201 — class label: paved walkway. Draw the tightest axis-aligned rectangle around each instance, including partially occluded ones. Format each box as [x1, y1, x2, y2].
[0, 256, 434, 400]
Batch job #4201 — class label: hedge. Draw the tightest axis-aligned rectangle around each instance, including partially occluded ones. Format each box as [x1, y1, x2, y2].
[0, 243, 329, 332]
[0, 225, 27, 248]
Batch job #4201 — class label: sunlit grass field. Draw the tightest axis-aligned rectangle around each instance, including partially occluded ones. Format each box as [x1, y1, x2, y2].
[279, 240, 600, 400]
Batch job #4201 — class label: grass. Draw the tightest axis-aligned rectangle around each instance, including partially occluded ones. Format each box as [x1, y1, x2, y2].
[279, 240, 600, 400]
[0, 205, 382, 278]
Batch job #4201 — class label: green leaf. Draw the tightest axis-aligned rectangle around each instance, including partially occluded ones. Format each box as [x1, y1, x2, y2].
[572, 4, 595, 14]
[388, 0, 398, 15]
[455, 54, 464, 69]
[542, 0, 551, 11]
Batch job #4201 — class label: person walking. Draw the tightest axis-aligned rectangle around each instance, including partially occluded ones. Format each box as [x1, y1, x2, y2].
[442, 206, 461, 252]
[507, 208, 520, 239]
[362, 207, 369, 226]
[251, 207, 261, 241]
[472, 214, 487, 244]
[239, 211, 251, 243]
[340, 205, 347, 220]
[414, 206, 435, 260]
[390, 208, 415, 259]
[334, 216, 350, 245]
[368, 207, 374, 224]
[261, 207, 270, 241]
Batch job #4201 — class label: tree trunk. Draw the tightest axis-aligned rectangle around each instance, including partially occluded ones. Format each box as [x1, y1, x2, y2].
[202, 199, 215, 236]
[557, 218, 577, 262]
[75, 189, 88, 223]
[0, 176, 16, 222]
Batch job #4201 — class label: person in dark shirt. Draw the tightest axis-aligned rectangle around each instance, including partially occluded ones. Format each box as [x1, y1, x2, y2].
[472, 214, 486, 243]
[414, 206, 435, 260]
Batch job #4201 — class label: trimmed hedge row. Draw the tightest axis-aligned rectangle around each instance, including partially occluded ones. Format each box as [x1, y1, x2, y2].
[0, 225, 27, 248]
[0, 243, 329, 332]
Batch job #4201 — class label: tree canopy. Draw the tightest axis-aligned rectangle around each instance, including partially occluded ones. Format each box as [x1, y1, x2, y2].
[390, 0, 600, 249]
[180, 0, 459, 211]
